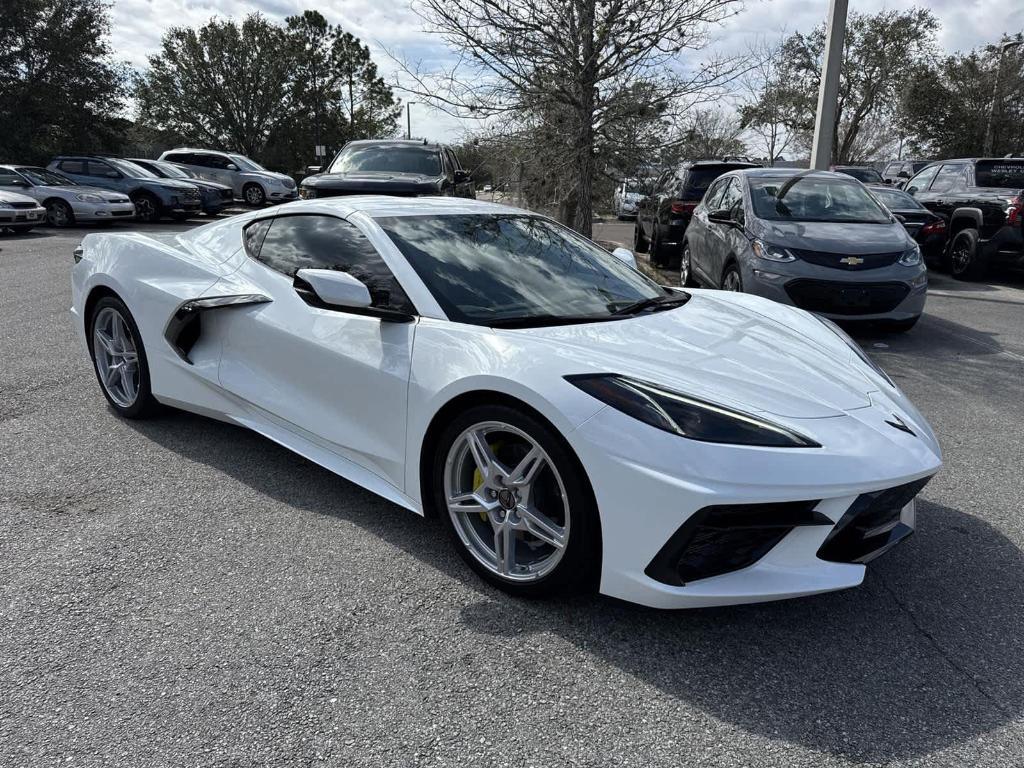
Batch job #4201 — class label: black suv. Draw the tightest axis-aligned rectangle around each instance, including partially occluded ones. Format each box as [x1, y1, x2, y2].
[634, 158, 760, 267]
[904, 158, 1024, 280]
[300, 140, 474, 199]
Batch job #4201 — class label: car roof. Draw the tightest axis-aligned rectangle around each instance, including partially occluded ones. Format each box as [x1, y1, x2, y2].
[166, 148, 229, 154]
[270, 195, 524, 219]
[342, 139, 446, 150]
[727, 168, 853, 180]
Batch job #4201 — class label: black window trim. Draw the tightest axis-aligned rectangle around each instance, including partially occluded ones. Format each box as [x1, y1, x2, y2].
[242, 212, 418, 323]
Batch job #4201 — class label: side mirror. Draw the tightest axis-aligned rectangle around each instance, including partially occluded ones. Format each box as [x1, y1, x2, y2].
[906, 186, 918, 195]
[226, 163, 239, 171]
[295, 268, 371, 309]
[709, 208, 738, 225]
[611, 247, 638, 269]
[454, 169, 471, 183]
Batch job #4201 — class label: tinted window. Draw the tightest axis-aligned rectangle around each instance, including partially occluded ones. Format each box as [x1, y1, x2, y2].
[702, 178, 730, 210]
[929, 164, 965, 193]
[243, 219, 272, 259]
[58, 160, 85, 174]
[328, 145, 442, 176]
[376, 214, 666, 326]
[718, 179, 743, 212]
[749, 176, 889, 223]
[975, 160, 1024, 189]
[837, 167, 883, 183]
[197, 154, 230, 169]
[907, 165, 939, 191]
[871, 187, 924, 211]
[84, 160, 115, 177]
[255, 215, 413, 313]
[681, 166, 743, 198]
[163, 153, 193, 164]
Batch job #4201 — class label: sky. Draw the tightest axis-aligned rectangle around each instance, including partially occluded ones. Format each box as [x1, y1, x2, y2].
[108, 0, 1024, 143]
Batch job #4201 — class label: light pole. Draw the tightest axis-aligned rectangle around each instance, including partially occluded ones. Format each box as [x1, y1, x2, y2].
[406, 102, 418, 140]
[983, 38, 1023, 157]
[810, 0, 849, 170]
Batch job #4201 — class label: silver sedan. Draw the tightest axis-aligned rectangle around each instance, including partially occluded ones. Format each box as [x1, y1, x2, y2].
[0, 165, 135, 227]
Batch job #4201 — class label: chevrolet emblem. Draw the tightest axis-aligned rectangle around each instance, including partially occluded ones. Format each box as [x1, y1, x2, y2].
[839, 256, 865, 266]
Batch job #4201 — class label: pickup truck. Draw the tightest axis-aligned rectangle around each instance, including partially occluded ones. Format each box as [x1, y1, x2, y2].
[904, 158, 1024, 280]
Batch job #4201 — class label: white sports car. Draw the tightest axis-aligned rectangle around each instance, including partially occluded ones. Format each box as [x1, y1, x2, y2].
[71, 196, 941, 609]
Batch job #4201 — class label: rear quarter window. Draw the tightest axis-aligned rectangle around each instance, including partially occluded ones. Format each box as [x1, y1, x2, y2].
[58, 160, 85, 174]
[681, 166, 746, 198]
[975, 161, 1024, 189]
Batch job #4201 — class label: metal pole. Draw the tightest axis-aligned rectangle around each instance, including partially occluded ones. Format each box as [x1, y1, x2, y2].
[984, 40, 1023, 157]
[810, 0, 848, 170]
[406, 103, 413, 140]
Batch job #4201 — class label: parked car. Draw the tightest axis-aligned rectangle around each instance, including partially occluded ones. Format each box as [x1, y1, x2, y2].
[832, 165, 884, 184]
[903, 157, 1024, 280]
[881, 160, 931, 186]
[128, 158, 233, 216]
[683, 168, 927, 332]
[0, 186, 46, 233]
[299, 140, 474, 200]
[48, 156, 201, 223]
[613, 179, 645, 219]
[634, 159, 761, 268]
[71, 196, 940, 607]
[0, 165, 134, 227]
[482, 184, 493, 193]
[867, 184, 947, 263]
[158, 148, 298, 206]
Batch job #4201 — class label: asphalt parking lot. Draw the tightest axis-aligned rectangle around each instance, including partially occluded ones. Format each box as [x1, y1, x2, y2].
[2, 217, 1024, 767]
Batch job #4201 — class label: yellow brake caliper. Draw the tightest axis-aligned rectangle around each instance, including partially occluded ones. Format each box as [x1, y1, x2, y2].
[474, 441, 503, 522]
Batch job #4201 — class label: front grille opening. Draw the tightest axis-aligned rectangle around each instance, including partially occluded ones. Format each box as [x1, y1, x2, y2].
[785, 280, 910, 315]
[818, 477, 931, 564]
[645, 501, 829, 586]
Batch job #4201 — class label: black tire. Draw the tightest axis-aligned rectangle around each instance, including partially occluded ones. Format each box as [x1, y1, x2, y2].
[721, 262, 743, 292]
[132, 192, 161, 223]
[882, 315, 920, 333]
[949, 229, 987, 281]
[243, 183, 266, 206]
[87, 295, 160, 419]
[45, 199, 75, 228]
[649, 226, 666, 267]
[633, 220, 649, 253]
[680, 241, 698, 287]
[432, 403, 601, 598]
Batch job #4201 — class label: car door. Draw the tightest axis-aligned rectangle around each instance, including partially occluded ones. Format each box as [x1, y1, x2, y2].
[81, 160, 125, 193]
[688, 177, 730, 284]
[217, 213, 416, 490]
[706, 178, 743, 286]
[922, 164, 967, 221]
[905, 164, 940, 205]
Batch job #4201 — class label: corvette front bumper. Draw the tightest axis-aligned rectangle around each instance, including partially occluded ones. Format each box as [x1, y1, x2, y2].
[568, 400, 941, 609]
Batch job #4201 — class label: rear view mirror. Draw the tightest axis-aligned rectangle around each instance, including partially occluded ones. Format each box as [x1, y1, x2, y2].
[611, 247, 638, 269]
[295, 268, 371, 310]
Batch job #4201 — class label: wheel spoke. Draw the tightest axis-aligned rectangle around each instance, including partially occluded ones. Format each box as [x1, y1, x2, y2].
[508, 446, 545, 488]
[94, 330, 116, 355]
[104, 363, 121, 386]
[494, 527, 515, 575]
[448, 491, 488, 516]
[466, 429, 501, 481]
[118, 363, 134, 397]
[518, 505, 566, 550]
[111, 316, 127, 351]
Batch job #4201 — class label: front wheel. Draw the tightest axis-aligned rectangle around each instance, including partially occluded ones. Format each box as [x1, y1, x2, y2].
[433, 405, 600, 598]
[88, 296, 159, 418]
[46, 199, 75, 228]
[680, 242, 698, 287]
[633, 220, 649, 253]
[132, 193, 160, 223]
[722, 263, 743, 292]
[243, 183, 266, 206]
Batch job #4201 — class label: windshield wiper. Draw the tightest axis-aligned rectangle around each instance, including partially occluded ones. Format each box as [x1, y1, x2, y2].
[611, 292, 691, 316]
[488, 313, 619, 329]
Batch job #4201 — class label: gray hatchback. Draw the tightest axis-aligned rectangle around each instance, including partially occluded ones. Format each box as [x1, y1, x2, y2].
[683, 168, 927, 332]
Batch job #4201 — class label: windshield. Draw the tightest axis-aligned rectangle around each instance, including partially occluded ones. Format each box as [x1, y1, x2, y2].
[975, 160, 1024, 189]
[749, 175, 891, 224]
[870, 187, 924, 211]
[0, 169, 30, 188]
[229, 154, 267, 172]
[329, 145, 442, 176]
[375, 214, 670, 326]
[108, 158, 156, 178]
[837, 167, 883, 183]
[152, 161, 189, 179]
[15, 167, 74, 186]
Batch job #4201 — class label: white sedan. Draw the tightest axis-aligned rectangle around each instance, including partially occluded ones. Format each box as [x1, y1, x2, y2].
[70, 196, 941, 608]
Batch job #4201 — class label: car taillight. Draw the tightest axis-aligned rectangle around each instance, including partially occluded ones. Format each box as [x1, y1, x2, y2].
[670, 201, 697, 215]
[920, 219, 946, 236]
[1008, 195, 1023, 227]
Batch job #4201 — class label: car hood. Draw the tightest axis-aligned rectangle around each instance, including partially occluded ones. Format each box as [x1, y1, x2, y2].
[755, 220, 912, 254]
[145, 178, 199, 192]
[500, 290, 879, 419]
[0, 189, 39, 204]
[303, 171, 443, 195]
[186, 179, 232, 192]
[47, 185, 129, 200]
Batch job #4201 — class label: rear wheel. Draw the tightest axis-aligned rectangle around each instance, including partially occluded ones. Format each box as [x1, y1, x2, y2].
[46, 199, 75, 228]
[243, 183, 266, 206]
[722, 263, 743, 292]
[88, 296, 159, 418]
[680, 241, 698, 287]
[433, 404, 600, 598]
[949, 229, 987, 281]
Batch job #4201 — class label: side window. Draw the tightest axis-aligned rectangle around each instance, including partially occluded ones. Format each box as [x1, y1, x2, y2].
[209, 154, 232, 170]
[190, 154, 212, 168]
[164, 152, 193, 164]
[702, 178, 729, 211]
[718, 178, 743, 212]
[58, 160, 85, 174]
[447, 149, 462, 170]
[255, 215, 414, 313]
[907, 165, 939, 192]
[84, 160, 114, 177]
[243, 219, 272, 260]
[930, 164, 965, 194]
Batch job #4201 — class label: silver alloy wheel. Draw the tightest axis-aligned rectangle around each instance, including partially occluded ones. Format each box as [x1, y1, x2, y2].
[245, 185, 265, 205]
[444, 421, 570, 582]
[681, 244, 691, 285]
[92, 307, 140, 408]
[47, 201, 71, 227]
[723, 269, 742, 291]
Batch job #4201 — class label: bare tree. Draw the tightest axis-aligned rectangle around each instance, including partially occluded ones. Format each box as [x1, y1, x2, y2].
[396, 0, 742, 236]
[738, 35, 796, 165]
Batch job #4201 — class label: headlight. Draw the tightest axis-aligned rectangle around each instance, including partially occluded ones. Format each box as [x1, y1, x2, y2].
[751, 239, 796, 262]
[75, 193, 103, 202]
[898, 244, 922, 266]
[0, 201, 12, 209]
[816, 316, 895, 387]
[566, 374, 820, 448]
[299, 186, 316, 199]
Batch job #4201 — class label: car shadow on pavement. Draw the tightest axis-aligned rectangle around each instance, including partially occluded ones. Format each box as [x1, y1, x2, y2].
[129, 413, 1024, 764]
